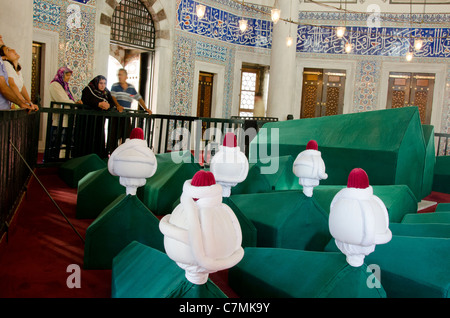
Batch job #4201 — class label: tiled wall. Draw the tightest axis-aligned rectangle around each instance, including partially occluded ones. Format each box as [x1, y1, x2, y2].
[32, 0, 450, 132]
[33, 0, 96, 99]
[173, 0, 450, 132]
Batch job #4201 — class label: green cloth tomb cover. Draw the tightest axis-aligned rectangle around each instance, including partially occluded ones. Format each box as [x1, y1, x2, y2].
[229, 191, 331, 251]
[112, 241, 227, 298]
[389, 223, 450, 238]
[325, 235, 450, 298]
[137, 151, 200, 216]
[401, 212, 450, 224]
[250, 107, 426, 201]
[229, 247, 386, 298]
[59, 154, 106, 188]
[435, 203, 450, 212]
[432, 156, 450, 194]
[84, 194, 164, 269]
[76, 167, 124, 219]
[421, 125, 436, 198]
[309, 184, 417, 223]
[222, 197, 257, 248]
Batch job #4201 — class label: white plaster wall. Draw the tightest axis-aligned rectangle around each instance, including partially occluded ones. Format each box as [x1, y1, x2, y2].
[152, 0, 176, 115]
[33, 29, 60, 152]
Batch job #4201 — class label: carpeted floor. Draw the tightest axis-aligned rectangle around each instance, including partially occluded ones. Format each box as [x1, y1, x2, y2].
[0, 167, 236, 298]
[0, 167, 448, 298]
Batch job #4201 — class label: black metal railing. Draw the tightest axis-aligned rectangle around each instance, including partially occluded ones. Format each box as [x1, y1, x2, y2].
[40, 102, 278, 165]
[0, 109, 40, 240]
[435, 133, 450, 156]
[231, 115, 278, 129]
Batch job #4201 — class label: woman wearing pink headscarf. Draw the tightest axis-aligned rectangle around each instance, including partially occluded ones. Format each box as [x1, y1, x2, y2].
[48, 67, 81, 158]
[49, 66, 78, 104]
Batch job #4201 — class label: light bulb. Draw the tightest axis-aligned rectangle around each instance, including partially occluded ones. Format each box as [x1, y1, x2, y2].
[196, 4, 206, 19]
[336, 27, 346, 38]
[406, 51, 413, 62]
[239, 19, 248, 32]
[414, 38, 423, 51]
[345, 42, 352, 53]
[286, 36, 293, 47]
[271, 8, 281, 24]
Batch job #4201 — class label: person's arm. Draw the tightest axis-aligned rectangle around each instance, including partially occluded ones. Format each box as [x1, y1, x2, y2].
[7, 77, 27, 105]
[129, 85, 151, 115]
[21, 85, 38, 111]
[81, 87, 107, 111]
[111, 95, 124, 113]
[0, 76, 29, 109]
[138, 98, 152, 115]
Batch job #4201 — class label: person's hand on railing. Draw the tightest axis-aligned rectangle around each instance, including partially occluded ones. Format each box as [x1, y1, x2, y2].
[145, 108, 152, 115]
[116, 104, 124, 113]
[76, 100, 82, 104]
[19, 100, 39, 113]
[30, 103, 39, 111]
[98, 101, 110, 110]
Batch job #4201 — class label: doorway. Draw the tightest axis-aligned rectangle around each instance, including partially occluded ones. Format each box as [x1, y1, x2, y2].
[197, 72, 214, 118]
[31, 42, 44, 105]
[386, 72, 434, 124]
[300, 68, 346, 118]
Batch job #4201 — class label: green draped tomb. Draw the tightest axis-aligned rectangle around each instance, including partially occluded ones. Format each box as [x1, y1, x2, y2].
[229, 191, 331, 251]
[112, 241, 227, 298]
[84, 194, 164, 270]
[401, 212, 450, 224]
[250, 107, 426, 201]
[59, 154, 106, 188]
[433, 156, 450, 194]
[76, 167, 124, 219]
[325, 236, 450, 298]
[229, 247, 386, 298]
[137, 151, 201, 216]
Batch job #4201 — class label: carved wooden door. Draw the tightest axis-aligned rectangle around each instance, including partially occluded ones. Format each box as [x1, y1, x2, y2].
[387, 72, 434, 124]
[300, 68, 346, 118]
[197, 72, 214, 118]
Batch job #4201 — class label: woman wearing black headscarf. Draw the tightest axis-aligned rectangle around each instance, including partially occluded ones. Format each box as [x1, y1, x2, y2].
[81, 75, 120, 111]
[75, 75, 123, 157]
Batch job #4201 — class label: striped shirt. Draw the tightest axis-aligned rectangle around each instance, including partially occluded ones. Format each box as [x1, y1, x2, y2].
[110, 82, 142, 108]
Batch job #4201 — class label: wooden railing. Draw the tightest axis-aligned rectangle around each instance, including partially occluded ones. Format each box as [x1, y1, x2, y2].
[40, 102, 279, 165]
[0, 109, 40, 240]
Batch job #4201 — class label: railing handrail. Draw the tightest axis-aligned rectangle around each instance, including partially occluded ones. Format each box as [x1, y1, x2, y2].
[231, 115, 278, 121]
[40, 102, 274, 165]
[1, 107, 40, 240]
[44, 102, 246, 122]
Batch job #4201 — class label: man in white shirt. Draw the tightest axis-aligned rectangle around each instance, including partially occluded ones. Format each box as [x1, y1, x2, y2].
[0, 35, 28, 110]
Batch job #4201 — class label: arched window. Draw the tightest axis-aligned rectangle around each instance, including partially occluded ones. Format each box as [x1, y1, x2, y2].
[111, 0, 155, 50]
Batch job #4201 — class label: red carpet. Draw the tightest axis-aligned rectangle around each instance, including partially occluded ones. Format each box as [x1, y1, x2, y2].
[0, 167, 237, 298]
[0, 167, 448, 298]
